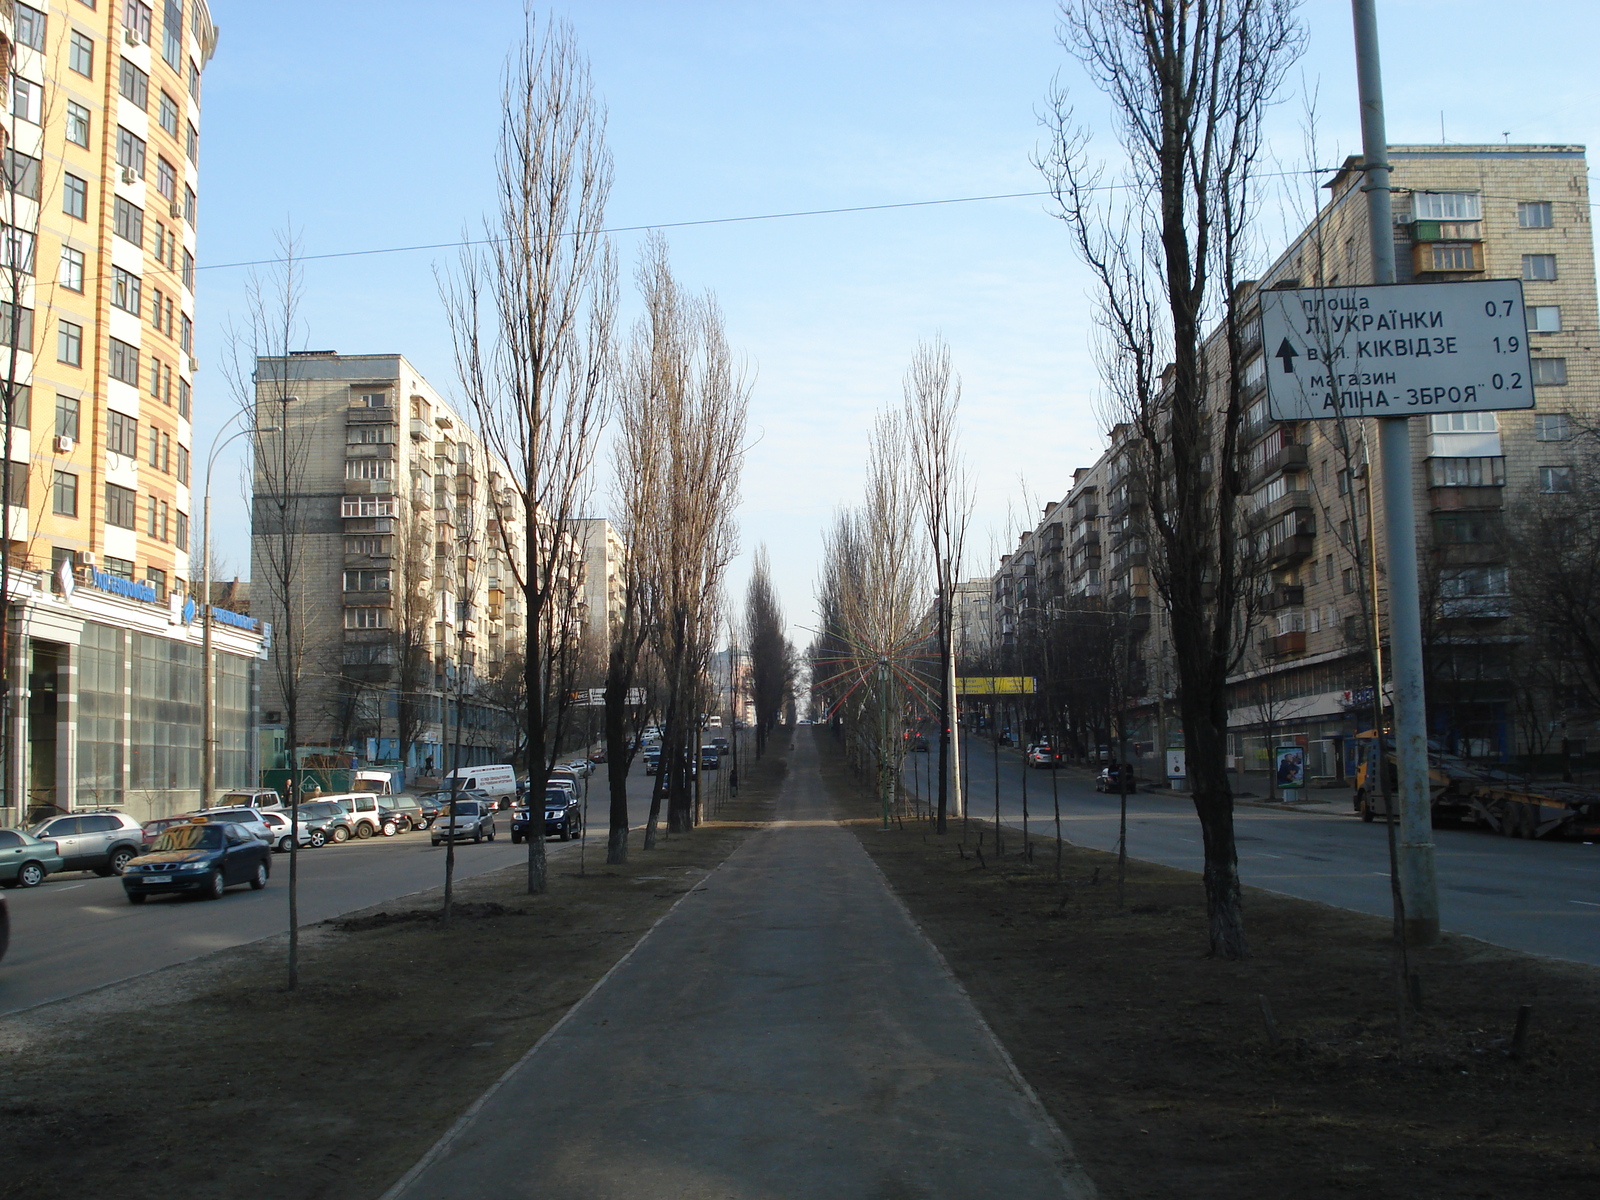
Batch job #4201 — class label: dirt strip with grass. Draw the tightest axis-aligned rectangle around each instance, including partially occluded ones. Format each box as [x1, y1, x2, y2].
[817, 732, 1600, 1200]
[0, 746, 787, 1200]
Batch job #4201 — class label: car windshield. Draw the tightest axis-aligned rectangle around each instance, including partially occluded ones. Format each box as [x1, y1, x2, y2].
[446, 803, 480, 816]
[545, 792, 568, 804]
[153, 825, 224, 852]
[219, 793, 259, 806]
[297, 803, 341, 820]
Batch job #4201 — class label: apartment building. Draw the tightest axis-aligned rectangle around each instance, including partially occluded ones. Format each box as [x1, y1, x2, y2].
[0, 2, 262, 825]
[575, 516, 626, 655]
[251, 353, 529, 777]
[999, 144, 1596, 779]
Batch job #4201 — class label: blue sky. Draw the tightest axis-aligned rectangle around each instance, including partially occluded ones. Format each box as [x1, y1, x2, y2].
[196, 0, 1600, 646]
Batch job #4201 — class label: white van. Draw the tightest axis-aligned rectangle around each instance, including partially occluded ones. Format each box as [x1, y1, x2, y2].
[440, 764, 518, 805]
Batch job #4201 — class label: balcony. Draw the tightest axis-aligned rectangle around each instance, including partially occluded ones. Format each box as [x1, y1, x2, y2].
[1246, 442, 1308, 490]
[1440, 596, 1512, 620]
[1069, 529, 1100, 556]
[1108, 485, 1146, 519]
[1266, 533, 1315, 568]
[1259, 584, 1304, 612]
[1261, 630, 1307, 658]
[410, 420, 431, 442]
[1429, 485, 1503, 512]
[1247, 489, 1312, 531]
[346, 407, 396, 426]
[1107, 551, 1148, 581]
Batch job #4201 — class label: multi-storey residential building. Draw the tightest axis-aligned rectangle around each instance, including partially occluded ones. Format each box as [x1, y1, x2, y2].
[1000, 144, 1597, 780]
[575, 516, 626, 655]
[0, 2, 260, 825]
[251, 353, 529, 778]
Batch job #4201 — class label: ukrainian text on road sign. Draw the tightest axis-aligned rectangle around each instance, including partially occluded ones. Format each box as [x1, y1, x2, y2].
[1259, 280, 1536, 419]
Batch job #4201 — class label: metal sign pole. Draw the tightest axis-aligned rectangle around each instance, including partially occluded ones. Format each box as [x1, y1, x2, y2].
[1353, 0, 1439, 944]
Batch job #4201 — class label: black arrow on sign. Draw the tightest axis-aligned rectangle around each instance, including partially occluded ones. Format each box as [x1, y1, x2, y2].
[1275, 338, 1299, 373]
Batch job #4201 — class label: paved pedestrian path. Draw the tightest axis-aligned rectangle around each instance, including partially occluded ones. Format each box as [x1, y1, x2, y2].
[385, 734, 1095, 1200]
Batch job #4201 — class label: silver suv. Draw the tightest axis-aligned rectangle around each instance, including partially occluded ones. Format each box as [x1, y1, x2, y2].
[27, 811, 145, 876]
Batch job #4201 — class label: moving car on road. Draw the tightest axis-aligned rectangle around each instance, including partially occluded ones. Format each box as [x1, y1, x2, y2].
[700, 746, 720, 770]
[122, 819, 271, 903]
[511, 789, 577, 843]
[1095, 764, 1138, 793]
[431, 800, 496, 845]
[546, 789, 583, 841]
[1028, 743, 1063, 769]
[0, 828, 65, 888]
[27, 811, 145, 877]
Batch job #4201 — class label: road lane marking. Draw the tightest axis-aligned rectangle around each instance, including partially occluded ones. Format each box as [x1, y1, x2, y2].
[1571, 900, 1600, 908]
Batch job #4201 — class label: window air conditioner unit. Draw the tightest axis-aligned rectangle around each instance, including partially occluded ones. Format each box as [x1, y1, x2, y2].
[125, 28, 140, 45]
[121, 167, 137, 184]
[53, 434, 75, 453]
[169, 202, 181, 219]
[77, 551, 96, 567]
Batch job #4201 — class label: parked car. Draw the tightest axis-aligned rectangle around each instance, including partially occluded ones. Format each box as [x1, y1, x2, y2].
[287, 800, 356, 847]
[197, 807, 277, 847]
[0, 893, 8, 963]
[431, 800, 497, 845]
[122, 819, 271, 903]
[512, 788, 580, 843]
[214, 789, 284, 810]
[1095, 764, 1138, 793]
[379, 794, 430, 831]
[141, 814, 199, 850]
[546, 778, 579, 803]
[416, 793, 447, 827]
[27, 811, 145, 877]
[0, 828, 65, 888]
[256, 809, 312, 852]
[563, 759, 594, 779]
[326, 792, 387, 839]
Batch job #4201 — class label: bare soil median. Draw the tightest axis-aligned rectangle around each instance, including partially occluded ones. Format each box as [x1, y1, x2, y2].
[0, 748, 785, 1200]
[820, 732, 1600, 1200]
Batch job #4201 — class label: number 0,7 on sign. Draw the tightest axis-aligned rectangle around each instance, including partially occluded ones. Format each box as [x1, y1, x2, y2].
[1258, 279, 1536, 420]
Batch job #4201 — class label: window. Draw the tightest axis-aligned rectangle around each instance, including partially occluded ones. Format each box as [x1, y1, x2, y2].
[162, 0, 183, 69]
[177, 377, 190, 419]
[345, 535, 393, 556]
[56, 396, 80, 441]
[1428, 412, 1498, 434]
[111, 266, 142, 313]
[1427, 456, 1505, 487]
[341, 497, 397, 518]
[114, 197, 144, 245]
[181, 248, 193, 290]
[180, 314, 192, 354]
[5, 386, 30, 430]
[108, 337, 140, 385]
[59, 321, 83, 367]
[117, 127, 147, 179]
[347, 425, 394, 445]
[175, 510, 188, 551]
[105, 483, 138, 529]
[102, 555, 134, 579]
[124, 0, 152, 43]
[1433, 512, 1503, 544]
[155, 157, 176, 200]
[60, 247, 85, 293]
[0, 303, 35, 351]
[187, 60, 199, 102]
[1335, 467, 1353, 495]
[4, 461, 29, 506]
[343, 569, 392, 592]
[12, 78, 43, 125]
[1517, 201, 1553, 229]
[1527, 305, 1561, 333]
[53, 470, 78, 517]
[1532, 358, 1567, 386]
[146, 495, 169, 540]
[1414, 192, 1481, 220]
[15, 4, 47, 49]
[119, 57, 149, 108]
[1441, 567, 1509, 598]
[1430, 243, 1478, 272]
[69, 31, 95, 78]
[157, 91, 178, 138]
[185, 121, 198, 163]
[144, 566, 165, 599]
[5, 150, 41, 201]
[345, 459, 394, 480]
[62, 173, 88, 220]
[107, 410, 138, 457]
[65, 100, 90, 146]
[182, 185, 195, 226]
[175, 443, 189, 484]
[1535, 413, 1571, 442]
[2, 227, 36, 274]
[147, 425, 160, 468]
[360, 392, 390, 408]
[1539, 466, 1574, 494]
[345, 608, 391, 630]
[1523, 254, 1557, 281]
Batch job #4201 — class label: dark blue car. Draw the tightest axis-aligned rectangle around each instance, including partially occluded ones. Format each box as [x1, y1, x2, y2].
[122, 819, 271, 903]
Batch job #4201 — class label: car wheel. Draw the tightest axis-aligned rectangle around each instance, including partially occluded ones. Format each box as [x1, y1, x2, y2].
[431, 839, 441, 847]
[332, 826, 350, 844]
[17, 861, 47, 888]
[108, 847, 136, 876]
[249, 862, 268, 890]
[202, 870, 226, 900]
[511, 832, 522, 844]
[473, 829, 482, 844]
[381, 821, 398, 837]
[309, 830, 328, 849]
[558, 822, 572, 842]
[127, 891, 147, 905]
[277, 835, 294, 853]
[356, 822, 374, 840]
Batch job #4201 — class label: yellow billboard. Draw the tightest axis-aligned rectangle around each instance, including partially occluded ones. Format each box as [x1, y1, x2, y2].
[956, 676, 1037, 695]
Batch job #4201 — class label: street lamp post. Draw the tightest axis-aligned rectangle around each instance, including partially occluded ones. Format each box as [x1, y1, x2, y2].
[200, 419, 278, 808]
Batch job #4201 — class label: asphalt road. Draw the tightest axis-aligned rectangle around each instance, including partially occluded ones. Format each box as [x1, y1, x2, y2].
[0, 766, 669, 1016]
[904, 743, 1600, 966]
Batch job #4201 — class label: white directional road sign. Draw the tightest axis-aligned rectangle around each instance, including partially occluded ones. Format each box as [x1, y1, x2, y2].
[1260, 279, 1535, 420]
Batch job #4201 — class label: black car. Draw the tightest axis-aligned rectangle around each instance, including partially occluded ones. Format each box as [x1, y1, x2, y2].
[511, 789, 582, 843]
[121, 819, 271, 903]
[1095, 764, 1138, 793]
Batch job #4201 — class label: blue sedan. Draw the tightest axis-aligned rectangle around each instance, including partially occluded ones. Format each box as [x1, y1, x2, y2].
[122, 819, 271, 903]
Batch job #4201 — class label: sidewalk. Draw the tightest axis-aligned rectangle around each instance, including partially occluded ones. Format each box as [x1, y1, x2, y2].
[384, 734, 1095, 1200]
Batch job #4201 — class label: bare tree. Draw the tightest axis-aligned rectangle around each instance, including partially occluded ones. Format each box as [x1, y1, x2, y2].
[441, 15, 616, 895]
[904, 337, 973, 835]
[228, 230, 314, 988]
[744, 546, 793, 757]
